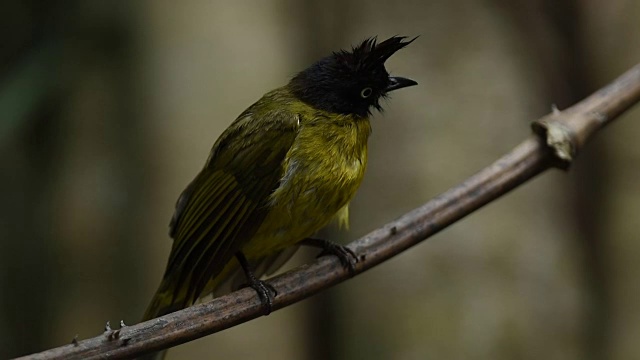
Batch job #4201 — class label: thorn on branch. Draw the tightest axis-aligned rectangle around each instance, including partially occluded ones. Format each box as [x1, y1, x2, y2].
[71, 335, 79, 346]
[104, 321, 120, 341]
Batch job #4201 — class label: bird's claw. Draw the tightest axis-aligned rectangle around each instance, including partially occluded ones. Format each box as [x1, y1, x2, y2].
[246, 279, 277, 315]
[318, 243, 358, 274]
[236, 252, 277, 315]
[302, 238, 359, 274]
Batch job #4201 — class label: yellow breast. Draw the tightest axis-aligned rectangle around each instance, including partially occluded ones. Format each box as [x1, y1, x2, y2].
[242, 110, 371, 257]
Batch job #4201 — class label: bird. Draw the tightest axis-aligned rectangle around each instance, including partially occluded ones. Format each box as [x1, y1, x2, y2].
[141, 36, 416, 358]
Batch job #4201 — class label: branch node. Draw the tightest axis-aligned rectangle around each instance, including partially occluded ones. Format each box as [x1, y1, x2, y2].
[531, 115, 575, 170]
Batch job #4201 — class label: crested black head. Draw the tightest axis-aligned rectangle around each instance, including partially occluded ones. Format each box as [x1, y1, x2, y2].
[289, 36, 418, 117]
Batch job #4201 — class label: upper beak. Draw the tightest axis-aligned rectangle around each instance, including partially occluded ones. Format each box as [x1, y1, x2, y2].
[386, 76, 418, 92]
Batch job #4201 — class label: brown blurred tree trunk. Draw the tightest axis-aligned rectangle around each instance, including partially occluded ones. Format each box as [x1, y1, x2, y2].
[496, 0, 609, 358]
[0, 2, 147, 356]
[0, 2, 63, 357]
[51, 0, 148, 334]
[0, 97, 60, 359]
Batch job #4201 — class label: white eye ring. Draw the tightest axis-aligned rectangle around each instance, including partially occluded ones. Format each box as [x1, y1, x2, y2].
[360, 87, 373, 98]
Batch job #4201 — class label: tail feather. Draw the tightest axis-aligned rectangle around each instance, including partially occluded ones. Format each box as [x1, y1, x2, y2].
[142, 287, 185, 322]
[138, 280, 188, 360]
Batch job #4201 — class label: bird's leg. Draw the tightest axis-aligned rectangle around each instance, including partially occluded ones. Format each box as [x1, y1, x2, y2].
[301, 238, 358, 274]
[236, 252, 277, 315]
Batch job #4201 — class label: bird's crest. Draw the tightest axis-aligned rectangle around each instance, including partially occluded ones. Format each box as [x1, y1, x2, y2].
[334, 36, 417, 72]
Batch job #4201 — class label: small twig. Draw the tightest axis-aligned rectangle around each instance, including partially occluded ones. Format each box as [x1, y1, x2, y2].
[13, 63, 640, 360]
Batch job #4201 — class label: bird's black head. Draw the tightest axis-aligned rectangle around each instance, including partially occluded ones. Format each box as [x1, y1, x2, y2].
[289, 36, 417, 117]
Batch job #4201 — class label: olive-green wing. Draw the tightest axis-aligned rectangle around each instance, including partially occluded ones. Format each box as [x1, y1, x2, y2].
[164, 110, 298, 306]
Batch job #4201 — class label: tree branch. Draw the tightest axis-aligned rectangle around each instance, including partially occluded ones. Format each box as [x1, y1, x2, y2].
[16, 63, 640, 360]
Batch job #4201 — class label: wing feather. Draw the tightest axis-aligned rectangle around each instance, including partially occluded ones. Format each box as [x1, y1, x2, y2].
[162, 108, 298, 306]
[167, 172, 237, 272]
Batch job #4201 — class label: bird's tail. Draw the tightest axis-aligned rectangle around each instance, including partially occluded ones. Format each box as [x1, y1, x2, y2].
[137, 278, 188, 360]
[142, 284, 185, 322]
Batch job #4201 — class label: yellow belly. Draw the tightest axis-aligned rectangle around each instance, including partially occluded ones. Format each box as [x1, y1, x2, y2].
[244, 152, 366, 257]
[203, 113, 371, 296]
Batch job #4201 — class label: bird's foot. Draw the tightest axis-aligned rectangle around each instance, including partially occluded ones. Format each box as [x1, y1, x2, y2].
[301, 238, 358, 274]
[236, 252, 277, 315]
[246, 278, 277, 315]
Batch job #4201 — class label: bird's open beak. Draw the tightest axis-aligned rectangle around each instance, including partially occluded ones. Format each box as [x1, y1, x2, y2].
[386, 76, 418, 92]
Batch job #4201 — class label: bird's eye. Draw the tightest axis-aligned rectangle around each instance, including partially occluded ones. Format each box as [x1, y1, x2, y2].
[360, 87, 373, 99]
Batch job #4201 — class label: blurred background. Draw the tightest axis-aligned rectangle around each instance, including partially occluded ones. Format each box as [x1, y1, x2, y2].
[1, 1, 639, 359]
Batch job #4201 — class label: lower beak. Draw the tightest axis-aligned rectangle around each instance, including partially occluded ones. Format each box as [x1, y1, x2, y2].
[386, 76, 418, 92]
